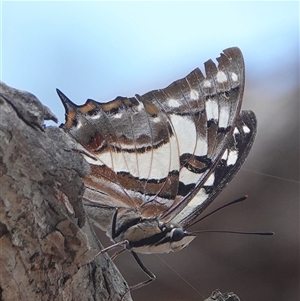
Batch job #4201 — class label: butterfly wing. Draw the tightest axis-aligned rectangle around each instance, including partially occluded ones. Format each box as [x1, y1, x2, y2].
[58, 47, 253, 228]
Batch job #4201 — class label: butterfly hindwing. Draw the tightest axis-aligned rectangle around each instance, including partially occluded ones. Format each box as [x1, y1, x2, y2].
[169, 110, 257, 227]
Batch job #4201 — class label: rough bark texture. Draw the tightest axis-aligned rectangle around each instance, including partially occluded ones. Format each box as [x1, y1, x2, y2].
[0, 82, 132, 301]
[204, 290, 240, 301]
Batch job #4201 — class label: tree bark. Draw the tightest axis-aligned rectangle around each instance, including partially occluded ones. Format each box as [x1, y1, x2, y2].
[204, 290, 240, 301]
[0, 82, 132, 301]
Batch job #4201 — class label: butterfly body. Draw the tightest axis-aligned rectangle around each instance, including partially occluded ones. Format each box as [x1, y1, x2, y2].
[83, 202, 195, 254]
[58, 47, 257, 289]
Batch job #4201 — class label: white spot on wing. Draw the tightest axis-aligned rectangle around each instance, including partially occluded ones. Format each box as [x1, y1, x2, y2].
[168, 98, 181, 108]
[190, 89, 199, 100]
[136, 102, 144, 111]
[216, 71, 227, 83]
[206, 98, 218, 121]
[218, 105, 230, 128]
[231, 72, 238, 82]
[233, 127, 239, 134]
[113, 112, 123, 118]
[153, 116, 161, 123]
[203, 80, 212, 88]
[227, 150, 238, 165]
[90, 114, 101, 120]
[243, 125, 250, 133]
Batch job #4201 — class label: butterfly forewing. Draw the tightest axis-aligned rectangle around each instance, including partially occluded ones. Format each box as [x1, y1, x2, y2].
[58, 47, 253, 227]
[157, 47, 246, 221]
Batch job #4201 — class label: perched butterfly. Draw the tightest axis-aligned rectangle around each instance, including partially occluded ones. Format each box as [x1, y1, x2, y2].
[58, 47, 257, 290]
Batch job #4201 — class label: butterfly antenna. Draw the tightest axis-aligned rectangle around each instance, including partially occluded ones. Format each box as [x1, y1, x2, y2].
[186, 195, 248, 229]
[191, 229, 274, 236]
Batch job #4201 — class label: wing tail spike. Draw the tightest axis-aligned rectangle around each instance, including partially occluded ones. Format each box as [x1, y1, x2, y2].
[56, 88, 78, 112]
[56, 88, 79, 129]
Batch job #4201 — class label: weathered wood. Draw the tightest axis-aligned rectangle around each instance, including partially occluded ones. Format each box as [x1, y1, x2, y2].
[0, 82, 132, 301]
[204, 290, 240, 301]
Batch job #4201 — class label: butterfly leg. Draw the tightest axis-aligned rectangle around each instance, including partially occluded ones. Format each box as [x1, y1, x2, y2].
[111, 248, 126, 260]
[129, 251, 156, 291]
[120, 251, 156, 300]
[92, 240, 129, 260]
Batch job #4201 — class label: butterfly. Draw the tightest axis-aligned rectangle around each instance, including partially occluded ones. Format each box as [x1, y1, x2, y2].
[57, 47, 257, 291]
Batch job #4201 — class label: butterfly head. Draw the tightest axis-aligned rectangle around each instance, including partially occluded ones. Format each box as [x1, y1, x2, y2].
[165, 225, 196, 252]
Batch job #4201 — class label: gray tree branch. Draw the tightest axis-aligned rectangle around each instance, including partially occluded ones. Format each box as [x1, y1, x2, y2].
[0, 82, 132, 301]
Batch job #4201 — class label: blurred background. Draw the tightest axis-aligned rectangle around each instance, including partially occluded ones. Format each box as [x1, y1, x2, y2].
[2, 2, 299, 301]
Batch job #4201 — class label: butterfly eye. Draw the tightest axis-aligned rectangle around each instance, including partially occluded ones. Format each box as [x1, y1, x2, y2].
[171, 228, 185, 242]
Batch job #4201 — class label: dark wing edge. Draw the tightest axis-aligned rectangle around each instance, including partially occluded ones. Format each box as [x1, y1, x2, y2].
[169, 110, 257, 228]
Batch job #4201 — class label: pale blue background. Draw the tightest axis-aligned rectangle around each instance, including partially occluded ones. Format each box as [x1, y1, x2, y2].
[2, 1, 298, 124]
[2, 2, 299, 301]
